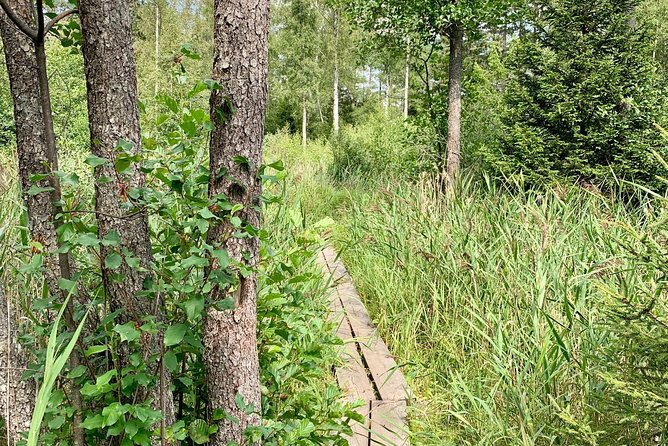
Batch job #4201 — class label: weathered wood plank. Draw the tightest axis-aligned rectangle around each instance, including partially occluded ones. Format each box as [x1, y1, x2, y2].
[337, 282, 410, 402]
[319, 245, 410, 445]
[370, 400, 409, 446]
[336, 317, 376, 401]
[319, 247, 374, 445]
[347, 401, 371, 446]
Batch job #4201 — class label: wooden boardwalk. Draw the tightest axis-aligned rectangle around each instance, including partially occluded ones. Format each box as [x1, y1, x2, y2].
[318, 246, 410, 446]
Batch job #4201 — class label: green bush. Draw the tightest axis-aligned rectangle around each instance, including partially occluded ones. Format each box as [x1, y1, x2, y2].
[330, 109, 424, 181]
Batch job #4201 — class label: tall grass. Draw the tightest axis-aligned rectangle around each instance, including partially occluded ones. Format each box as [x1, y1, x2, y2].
[266, 130, 664, 445]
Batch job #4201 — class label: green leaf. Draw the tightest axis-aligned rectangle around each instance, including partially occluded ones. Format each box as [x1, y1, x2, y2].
[102, 231, 121, 247]
[182, 255, 209, 269]
[67, 365, 87, 379]
[183, 296, 204, 321]
[213, 298, 235, 311]
[85, 155, 108, 168]
[80, 414, 105, 430]
[77, 233, 99, 247]
[164, 324, 188, 347]
[47, 415, 65, 430]
[113, 322, 141, 343]
[212, 249, 229, 269]
[188, 419, 210, 444]
[164, 351, 179, 372]
[198, 207, 216, 219]
[104, 252, 123, 270]
[29, 173, 50, 182]
[234, 393, 255, 415]
[116, 138, 134, 151]
[85, 345, 108, 356]
[57, 278, 78, 295]
[27, 185, 55, 196]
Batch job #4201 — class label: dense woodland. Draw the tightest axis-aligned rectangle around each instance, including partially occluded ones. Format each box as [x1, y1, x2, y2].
[1, 0, 668, 445]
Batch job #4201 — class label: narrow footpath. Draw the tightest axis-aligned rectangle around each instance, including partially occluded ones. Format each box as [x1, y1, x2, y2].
[318, 246, 411, 446]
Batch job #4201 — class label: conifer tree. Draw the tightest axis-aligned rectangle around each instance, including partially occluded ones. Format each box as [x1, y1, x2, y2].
[501, 0, 668, 189]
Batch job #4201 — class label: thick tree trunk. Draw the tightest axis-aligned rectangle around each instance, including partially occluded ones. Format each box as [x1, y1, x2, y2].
[0, 2, 55, 443]
[205, 0, 269, 444]
[0, 284, 34, 445]
[1, 0, 61, 299]
[445, 24, 464, 182]
[78, 0, 175, 431]
[1, 2, 88, 442]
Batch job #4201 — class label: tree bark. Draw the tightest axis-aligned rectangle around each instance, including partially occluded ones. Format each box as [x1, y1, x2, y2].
[0, 283, 34, 446]
[332, 9, 339, 134]
[403, 50, 409, 120]
[205, 0, 269, 443]
[78, 0, 175, 431]
[302, 102, 307, 148]
[0, 2, 55, 442]
[445, 23, 464, 182]
[1, 2, 89, 443]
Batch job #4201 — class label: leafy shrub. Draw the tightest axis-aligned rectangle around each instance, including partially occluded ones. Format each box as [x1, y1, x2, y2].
[259, 211, 358, 445]
[330, 109, 424, 181]
[0, 80, 355, 445]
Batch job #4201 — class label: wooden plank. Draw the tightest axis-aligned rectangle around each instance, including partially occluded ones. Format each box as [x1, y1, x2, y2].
[370, 400, 409, 446]
[347, 400, 371, 446]
[318, 247, 374, 446]
[336, 317, 376, 401]
[337, 279, 410, 402]
[335, 311, 374, 446]
[319, 245, 410, 444]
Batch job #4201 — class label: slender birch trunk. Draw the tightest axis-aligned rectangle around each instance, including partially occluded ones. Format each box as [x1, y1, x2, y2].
[154, 0, 160, 97]
[384, 62, 390, 117]
[332, 9, 340, 134]
[445, 24, 464, 181]
[404, 50, 410, 120]
[302, 103, 308, 148]
[205, 0, 269, 443]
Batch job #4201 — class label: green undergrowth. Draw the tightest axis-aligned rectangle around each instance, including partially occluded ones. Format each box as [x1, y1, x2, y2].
[265, 129, 668, 446]
[0, 141, 357, 445]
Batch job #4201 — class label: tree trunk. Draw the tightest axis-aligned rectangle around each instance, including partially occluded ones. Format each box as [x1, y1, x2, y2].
[0, 283, 34, 445]
[78, 0, 175, 431]
[384, 61, 390, 116]
[333, 63, 339, 133]
[445, 24, 464, 182]
[154, 0, 160, 97]
[0, 2, 61, 442]
[302, 103, 307, 148]
[404, 50, 409, 120]
[367, 65, 372, 100]
[332, 9, 339, 134]
[205, 0, 269, 443]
